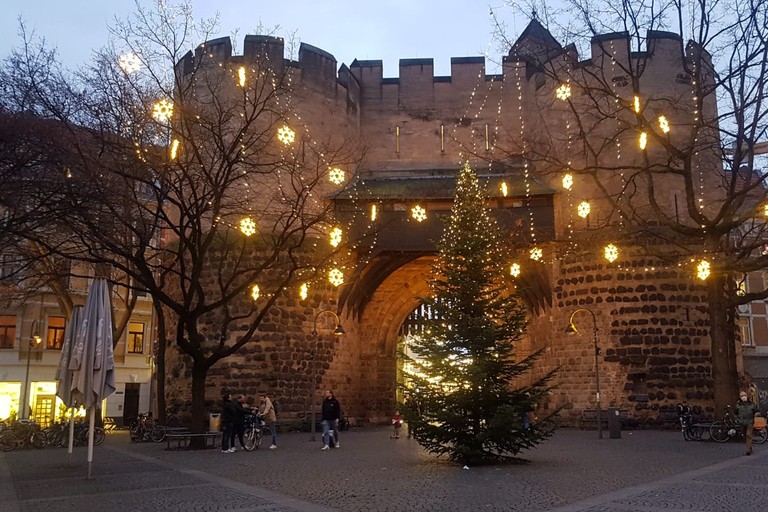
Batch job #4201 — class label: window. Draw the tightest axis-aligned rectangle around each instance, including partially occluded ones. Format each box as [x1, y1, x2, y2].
[0, 315, 16, 349]
[46, 317, 66, 350]
[128, 322, 145, 354]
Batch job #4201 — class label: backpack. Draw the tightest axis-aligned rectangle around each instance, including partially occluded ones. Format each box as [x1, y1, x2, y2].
[272, 400, 279, 416]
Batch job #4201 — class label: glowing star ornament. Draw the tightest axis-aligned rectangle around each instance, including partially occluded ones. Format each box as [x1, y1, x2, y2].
[604, 244, 619, 263]
[658, 116, 670, 134]
[697, 260, 711, 280]
[411, 205, 427, 222]
[329, 227, 342, 247]
[371, 204, 378, 221]
[633, 95, 641, 113]
[577, 201, 591, 218]
[239, 217, 257, 236]
[276, 125, 295, 145]
[530, 247, 543, 261]
[170, 139, 180, 160]
[152, 99, 173, 122]
[510, 263, 521, 277]
[562, 173, 574, 191]
[639, 132, 648, 150]
[299, 283, 308, 300]
[764, 203, 768, 217]
[328, 268, 344, 287]
[328, 168, 345, 185]
[238, 66, 246, 87]
[251, 284, 260, 301]
[118, 53, 141, 74]
[500, 181, 508, 197]
[556, 83, 571, 100]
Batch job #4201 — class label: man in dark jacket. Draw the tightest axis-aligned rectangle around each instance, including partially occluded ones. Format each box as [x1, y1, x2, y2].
[321, 390, 342, 450]
[221, 395, 236, 453]
[231, 394, 248, 451]
[736, 390, 758, 455]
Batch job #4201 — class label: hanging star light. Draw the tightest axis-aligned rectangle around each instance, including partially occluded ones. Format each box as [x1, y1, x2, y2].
[510, 263, 521, 277]
[577, 201, 591, 218]
[118, 53, 141, 74]
[658, 116, 670, 134]
[66, 168, 72, 179]
[328, 167, 345, 185]
[238, 66, 246, 87]
[697, 260, 711, 280]
[170, 139, 180, 160]
[299, 283, 309, 300]
[530, 247, 543, 261]
[251, 284, 260, 301]
[152, 99, 173, 122]
[604, 244, 619, 263]
[371, 204, 378, 221]
[639, 132, 648, 150]
[633, 95, 641, 113]
[328, 268, 344, 287]
[500, 181, 508, 197]
[556, 83, 571, 100]
[562, 173, 573, 191]
[764, 204, 768, 217]
[411, 205, 427, 222]
[276, 125, 295, 145]
[329, 227, 343, 247]
[239, 217, 257, 236]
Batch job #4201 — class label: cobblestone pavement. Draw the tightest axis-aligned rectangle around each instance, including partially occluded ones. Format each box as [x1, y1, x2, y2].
[1, 427, 764, 511]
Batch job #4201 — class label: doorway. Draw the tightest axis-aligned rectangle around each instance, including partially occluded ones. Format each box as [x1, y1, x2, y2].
[123, 383, 140, 424]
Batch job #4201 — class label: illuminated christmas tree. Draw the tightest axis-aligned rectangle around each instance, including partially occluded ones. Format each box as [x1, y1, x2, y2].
[403, 162, 556, 465]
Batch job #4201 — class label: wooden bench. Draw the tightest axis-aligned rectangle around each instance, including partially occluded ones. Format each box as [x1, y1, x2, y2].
[580, 409, 634, 429]
[165, 431, 221, 450]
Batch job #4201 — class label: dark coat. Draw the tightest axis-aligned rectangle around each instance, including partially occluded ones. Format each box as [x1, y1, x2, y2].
[322, 397, 341, 421]
[221, 400, 236, 424]
[232, 399, 247, 425]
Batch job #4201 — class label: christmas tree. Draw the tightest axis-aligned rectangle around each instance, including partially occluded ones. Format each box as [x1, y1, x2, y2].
[402, 162, 557, 465]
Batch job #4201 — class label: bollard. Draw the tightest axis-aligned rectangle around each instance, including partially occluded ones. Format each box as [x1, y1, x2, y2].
[608, 407, 622, 439]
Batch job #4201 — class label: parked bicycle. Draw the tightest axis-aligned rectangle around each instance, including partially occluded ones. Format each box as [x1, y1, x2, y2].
[243, 413, 263, 451]
[0, 420, 45, 451]
[129, 413, 166, 443]
[710, 405, 768, 444]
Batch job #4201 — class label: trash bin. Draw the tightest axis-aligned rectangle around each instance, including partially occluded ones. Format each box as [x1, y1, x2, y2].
[608, 407, 622, 439]
[209, 413, 221, 432]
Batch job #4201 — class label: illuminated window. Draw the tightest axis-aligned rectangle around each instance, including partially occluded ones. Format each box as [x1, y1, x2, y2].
[46, 316, 66, 350]
[128, 322, 145, 354]
[0, 315, 16, 349]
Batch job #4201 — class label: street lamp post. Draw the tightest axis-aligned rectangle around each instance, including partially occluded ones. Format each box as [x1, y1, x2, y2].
[565, 308, 602, 440]
[310, 311, 345, 441]
[22, 320, 43, 420]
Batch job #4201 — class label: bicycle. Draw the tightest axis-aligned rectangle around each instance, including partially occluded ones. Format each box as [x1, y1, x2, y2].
[243, 413, 263, 451]
[710, 406, 768, 444]
[129, 413, 166, 443]
[0, 420, 46, 451]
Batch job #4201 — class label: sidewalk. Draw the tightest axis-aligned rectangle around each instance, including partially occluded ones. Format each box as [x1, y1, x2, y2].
[0, 438, 337, 512]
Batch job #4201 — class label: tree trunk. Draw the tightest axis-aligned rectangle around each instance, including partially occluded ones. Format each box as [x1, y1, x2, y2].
[153, 300, 167, 425]
[190, 358, 210, 448]
[708, 274, 739, 417]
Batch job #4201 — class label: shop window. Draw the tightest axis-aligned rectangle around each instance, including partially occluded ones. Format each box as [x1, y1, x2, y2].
[46, 316, 66, 350]
[0, 382, 21, 422]
[127, 322, 145, 354]
[0, 315, 16, 349]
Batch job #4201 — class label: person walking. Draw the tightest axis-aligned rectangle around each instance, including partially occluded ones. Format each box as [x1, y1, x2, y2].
[220, 394, 236, 453]
[321, 390, 341, 451]
[736, 390, 758, 456]
[231, 394, 248, 451]
[258, 394, 278, 449]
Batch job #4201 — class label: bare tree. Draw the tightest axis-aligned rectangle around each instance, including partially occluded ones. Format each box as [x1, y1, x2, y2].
[492, 0, 768, 411]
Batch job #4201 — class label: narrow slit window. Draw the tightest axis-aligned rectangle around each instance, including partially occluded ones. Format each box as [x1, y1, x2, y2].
[440, 124, 445, 152]
[485, 124, 490, 151]
[396, 126, 400, 153]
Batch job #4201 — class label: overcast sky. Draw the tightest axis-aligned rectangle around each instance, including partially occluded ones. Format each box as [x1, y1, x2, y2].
[0, 1, 533, 77]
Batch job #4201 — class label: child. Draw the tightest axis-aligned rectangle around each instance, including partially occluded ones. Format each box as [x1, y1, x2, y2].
[391, 411, 403, 439]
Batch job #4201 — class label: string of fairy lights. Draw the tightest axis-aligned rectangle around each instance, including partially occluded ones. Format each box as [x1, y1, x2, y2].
[117, 17, 754, 295]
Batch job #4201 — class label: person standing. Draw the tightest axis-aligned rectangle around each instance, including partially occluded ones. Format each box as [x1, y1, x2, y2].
[258, 394, 277, 449]
[736, 390, 758, 456]
[321, 390, 341, 451]
[220, 394, 236, 453]
[231, 394, 248, 451]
